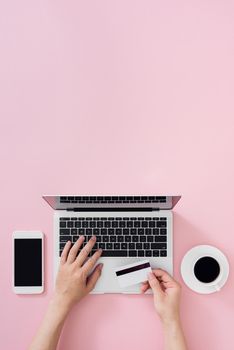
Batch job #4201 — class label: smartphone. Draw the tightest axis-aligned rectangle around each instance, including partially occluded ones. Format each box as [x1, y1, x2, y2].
[13, 231, 44, 294]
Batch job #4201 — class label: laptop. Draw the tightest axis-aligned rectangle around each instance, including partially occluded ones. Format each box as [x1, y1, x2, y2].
[43, 195, 181, 294]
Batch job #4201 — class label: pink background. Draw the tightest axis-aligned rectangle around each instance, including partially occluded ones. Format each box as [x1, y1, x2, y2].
[1, 0, 234, 349]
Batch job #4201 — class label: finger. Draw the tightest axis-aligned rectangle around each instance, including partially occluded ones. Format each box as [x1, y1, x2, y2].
[141, 281, 150, 293]
[153, 269, 177, 284]
[86, 263, 103, 292]
[147, 271, 163, 295]
[82, 248, 103, 275]
[60, 240, 72, 264]
[76, 236, 97, 266]
[141, 279, 165, 293]
[67, 236, 85, 264]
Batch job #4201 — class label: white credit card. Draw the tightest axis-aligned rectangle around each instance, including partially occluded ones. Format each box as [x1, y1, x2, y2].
[114, 260, 152, 288]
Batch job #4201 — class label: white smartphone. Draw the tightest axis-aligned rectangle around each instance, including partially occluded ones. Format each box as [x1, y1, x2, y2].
[13, 231, 44, 294]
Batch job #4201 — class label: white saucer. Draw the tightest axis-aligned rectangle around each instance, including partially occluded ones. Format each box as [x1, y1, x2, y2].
[181, 245, 229, 294]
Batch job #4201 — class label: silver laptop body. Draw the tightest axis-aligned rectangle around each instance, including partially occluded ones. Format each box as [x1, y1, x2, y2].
[43, 195, 181, 294]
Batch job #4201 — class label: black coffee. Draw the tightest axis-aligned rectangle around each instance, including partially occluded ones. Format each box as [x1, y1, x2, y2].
[194, 256, 220, 283]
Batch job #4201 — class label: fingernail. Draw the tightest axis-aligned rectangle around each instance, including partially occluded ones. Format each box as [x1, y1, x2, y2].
[99, 263, 103, 270]
[98, 248, 103, 253]
[92, 235, 96, 240]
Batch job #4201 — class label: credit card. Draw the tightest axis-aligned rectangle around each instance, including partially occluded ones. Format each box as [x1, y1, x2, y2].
[114, 260, 152, 288]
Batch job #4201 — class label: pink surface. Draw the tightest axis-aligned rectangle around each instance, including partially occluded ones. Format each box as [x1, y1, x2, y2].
[0, 0, 234, 349]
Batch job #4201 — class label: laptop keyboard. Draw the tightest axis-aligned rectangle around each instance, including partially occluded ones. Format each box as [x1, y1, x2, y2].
[59, 217, 168, 258]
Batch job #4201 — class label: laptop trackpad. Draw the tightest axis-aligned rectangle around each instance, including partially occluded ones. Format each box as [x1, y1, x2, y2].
[91, 257, 149, 293]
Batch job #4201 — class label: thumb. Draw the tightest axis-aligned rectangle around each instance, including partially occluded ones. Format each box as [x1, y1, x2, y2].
[148, 271, 163, 296]
[86, 263, 103, 292]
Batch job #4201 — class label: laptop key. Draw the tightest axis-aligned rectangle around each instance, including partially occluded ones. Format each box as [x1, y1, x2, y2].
[147, 236, 154, 242]
[71, 229, 77, 235]
[157, 221, 167, 228]
[155, 236, 167, 242]
[106, 243, 112, 250]
[145, 229, 152, 235]
[125, 236, 131, 242]
[93, 228, 100, 235]
[160, 229, 167, 235]
[144, 243, 150, 249]
[153, 250, 160, 257]
[129, 250, 137, 257]
[160, 250, 167, 257]
[116, 229, 122, 235]
[103, 236, 109, 242]
[153, 228, 160, 235]
[67, 221, 74, 228]
[151, 243, 167, 249]
[114, 243, 120, 249]
[98, 243, 105, 249]
[108, 229, 114, 235]
[60, 229, 70, 235]
[60, 242, 66, 250]
[117, 236, 124, 242]
[132, 236, 139, 242]
[121, 243, 127, 249]
[140, 235, 146, 242]
[60, 235, 71, 243]
[146, 250, 152, 257]
[110, 236, 116, 242]
[129, 243, 135, 249]
[60, 221, 66, 228]
[134, 221, 140, 227]
[136, 243, 142, 250]
[138, 250, 144, 257]
[101, 250, 127, 257]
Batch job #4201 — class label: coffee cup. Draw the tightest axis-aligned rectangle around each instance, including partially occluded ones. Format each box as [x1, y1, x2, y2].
[193, 255, 223, 291]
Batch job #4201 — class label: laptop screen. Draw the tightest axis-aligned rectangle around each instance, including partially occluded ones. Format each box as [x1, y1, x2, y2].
[42, 195, 181, 210]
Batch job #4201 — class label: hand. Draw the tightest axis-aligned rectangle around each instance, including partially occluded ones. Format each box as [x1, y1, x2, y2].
[53, 236, 103, 310]
[141, 269, 181, 325]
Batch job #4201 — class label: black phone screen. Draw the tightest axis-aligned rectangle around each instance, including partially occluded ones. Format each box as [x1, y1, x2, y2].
[14, 238, 42, 286]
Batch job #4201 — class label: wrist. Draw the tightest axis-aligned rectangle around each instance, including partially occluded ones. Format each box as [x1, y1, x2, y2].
[161, 313, 181, 329]
[50, 292, 74, 315]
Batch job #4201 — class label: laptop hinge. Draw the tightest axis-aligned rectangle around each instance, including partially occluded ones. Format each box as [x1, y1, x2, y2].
[66, 207, 160, 212]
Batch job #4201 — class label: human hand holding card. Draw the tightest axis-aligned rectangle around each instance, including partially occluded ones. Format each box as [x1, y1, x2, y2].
[114, 260, 152, 288]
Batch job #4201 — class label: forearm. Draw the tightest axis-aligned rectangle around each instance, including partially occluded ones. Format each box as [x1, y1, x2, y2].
[28, 295, 71, 350]
[162, 318, 187, 350]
